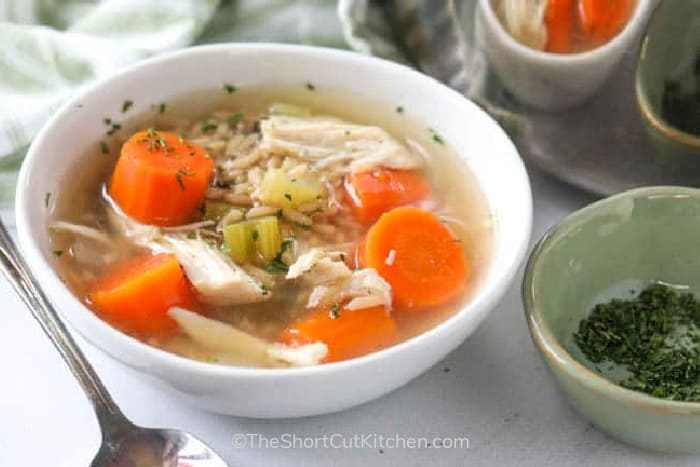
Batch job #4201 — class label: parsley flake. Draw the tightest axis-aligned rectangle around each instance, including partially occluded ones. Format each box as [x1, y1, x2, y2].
[100, 141, 109, 155]
[396, 105, 404, 113]
[202, 122, 217, 134]
[53, 250, 64, 257]
[429, 128, 445, 145]
[121, 100, 133, 113]
[44, 193, 51, 208]
[305, 82, 316, 91]
[329, 303, 341, 319]
[224, 83, 237, 94]
[229, 113, 245, 123]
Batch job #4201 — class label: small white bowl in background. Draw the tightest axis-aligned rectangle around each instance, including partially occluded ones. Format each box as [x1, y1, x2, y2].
[16, 44, 532, 418]
[476, 0, 656, 110]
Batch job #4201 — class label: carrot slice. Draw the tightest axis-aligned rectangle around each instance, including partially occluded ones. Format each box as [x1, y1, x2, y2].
[359, 207, 468, 309]
[88, 254, 195, 336]
[545, 0, 575, 53]
[344, 169, 430, 223]
[579, 0, 634, 44]
[109, 130, 214, 226]
[281, 305, 398, 363]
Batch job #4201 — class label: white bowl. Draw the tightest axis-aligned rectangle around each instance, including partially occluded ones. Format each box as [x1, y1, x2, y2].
[16, 44, 532, 418]
[476, 0, 655, 110]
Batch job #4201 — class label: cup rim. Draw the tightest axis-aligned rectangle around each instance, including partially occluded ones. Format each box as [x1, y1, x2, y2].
[479, 0, 652, 64]
[16, 43, 533, 381]
[523, 185, 700, 414]
[635, 4, 700, 151]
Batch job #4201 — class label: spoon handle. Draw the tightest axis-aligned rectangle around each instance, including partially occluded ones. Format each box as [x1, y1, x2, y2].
[0, 219, 126, 426]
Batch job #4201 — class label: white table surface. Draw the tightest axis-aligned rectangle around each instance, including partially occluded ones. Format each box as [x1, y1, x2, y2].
[1, 166, 697, 467]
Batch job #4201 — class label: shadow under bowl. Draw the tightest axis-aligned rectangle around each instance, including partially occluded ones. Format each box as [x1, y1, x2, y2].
[523, 186, 700, 453]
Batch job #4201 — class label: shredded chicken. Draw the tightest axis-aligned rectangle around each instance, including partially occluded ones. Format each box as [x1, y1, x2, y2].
[286, 249, 392, 312]
[155, 235, 269, 306]
[492, 0, 548, 50]
[286, 248, 352, 283]
[342, 268, 392, 312]
[107, 202, 268, 306]
[260, 115, 424, 173]
[169, 307, 327, 366]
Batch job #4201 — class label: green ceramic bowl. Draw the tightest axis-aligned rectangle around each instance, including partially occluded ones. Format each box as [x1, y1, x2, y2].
[523, 186, 700, 454]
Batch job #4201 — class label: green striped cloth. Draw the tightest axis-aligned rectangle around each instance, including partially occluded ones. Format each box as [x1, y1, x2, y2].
[0, 0, 347, 209]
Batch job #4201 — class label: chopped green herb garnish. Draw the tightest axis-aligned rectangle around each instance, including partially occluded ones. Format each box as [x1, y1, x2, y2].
[207, 357, 219, 363]
[224, 83, 237, 94]
[576, 283, 700, 402]
[100, 141, 109, 155]
[187, 232, 197, 239]
[284, 193, 292, 201]
[260, 284, 270, 295]
[396, 105, 404, 113]
[281, 237, 295, 252]
[429, 129, 445, 145]
[175, 167, 196, 190]
[329, 302, 341, 319]
[202, 122, 217, 134]
[121, 100, 133, 113]
[229, 113, 245, 123]
[251, 229, 259, 241]
[305, 82, 315, 91]
[103, 117, 112, 125]
[159, 102, 167, 114]
[53, 250, 64, 257]
[44, 193, 51, 208]
[276, 208, 283, 218]
[292, 221, 311, 231]
[107, 123, 121, 136]
[266, 254, 289, 273]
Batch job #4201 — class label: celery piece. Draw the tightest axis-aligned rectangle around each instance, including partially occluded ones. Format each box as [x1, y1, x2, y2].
[253, 216, 281, 263]
[259, 169, 325, 208]
[223, 222, 250, 264]
[223, 216, 282, 264]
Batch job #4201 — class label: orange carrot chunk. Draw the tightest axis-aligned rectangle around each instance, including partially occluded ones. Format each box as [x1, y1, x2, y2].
[88, 254, 195, 336]
[281, 305, 398, 363]
[579, 0, 634, 44]
[545, 0, 575, 53]
[109, 130, 214, 226]
[344, 169, 430, 223]
[359, 207, 469, 309]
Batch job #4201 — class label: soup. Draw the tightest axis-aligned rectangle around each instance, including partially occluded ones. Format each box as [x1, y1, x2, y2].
[492, 0, 635, 53]
[48, 86, 493, 368]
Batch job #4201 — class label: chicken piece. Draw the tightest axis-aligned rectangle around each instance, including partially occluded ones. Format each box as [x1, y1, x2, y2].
[157, 235, 269, 306]
[342, 268, 392, 312]
[260, 115, 424, 173]
[286, 248, 352, 283]
[492, 0, 548, 50]
[108, 202, 268, 306]
[169, 307, 328, 366]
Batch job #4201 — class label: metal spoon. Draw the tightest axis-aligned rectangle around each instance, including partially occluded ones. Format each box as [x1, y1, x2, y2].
[0, 220, 229, 467]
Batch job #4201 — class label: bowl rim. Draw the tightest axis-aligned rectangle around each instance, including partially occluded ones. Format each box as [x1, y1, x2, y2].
[16, 43, 533, 380]
[523, 185, 700, 414]
[478, 0, 652, 64]
[635, 4, 700, 150]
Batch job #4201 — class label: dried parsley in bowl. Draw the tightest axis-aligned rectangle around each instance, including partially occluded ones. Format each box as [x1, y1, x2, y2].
[575, 282, 700, 402]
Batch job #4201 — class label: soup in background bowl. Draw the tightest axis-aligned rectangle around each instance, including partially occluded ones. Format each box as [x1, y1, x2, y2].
[17, 44, 532, 417]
